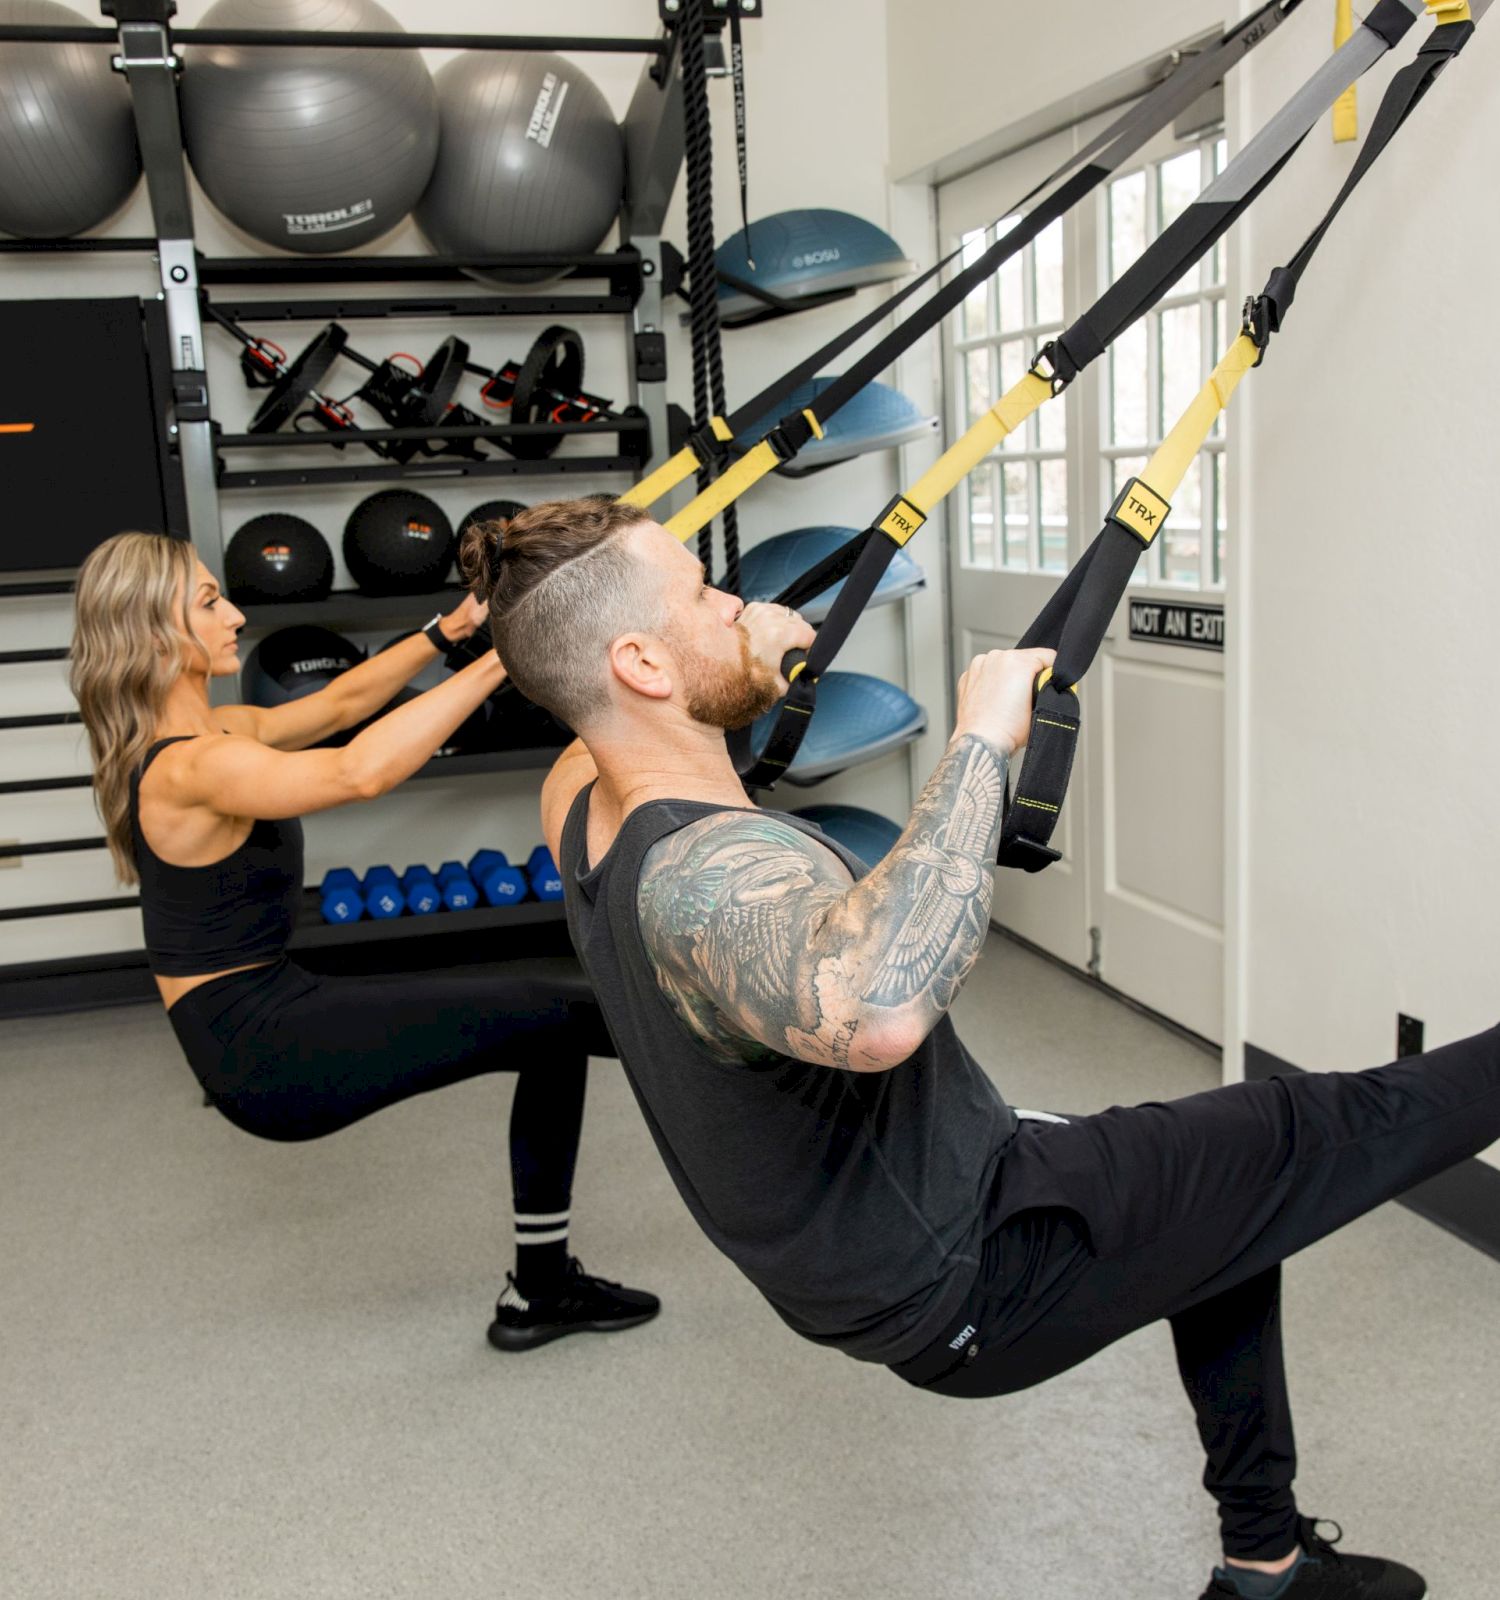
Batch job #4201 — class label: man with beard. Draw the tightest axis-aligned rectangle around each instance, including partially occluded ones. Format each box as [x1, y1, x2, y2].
[459, 495, 1499, 1600]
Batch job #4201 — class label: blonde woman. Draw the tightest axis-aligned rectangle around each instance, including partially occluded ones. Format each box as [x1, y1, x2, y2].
[69, 531, 658, 1352]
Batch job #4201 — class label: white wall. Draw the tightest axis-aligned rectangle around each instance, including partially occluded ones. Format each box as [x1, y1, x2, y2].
[1, 0, 941, 969]
[887, 0, 1225, 182]
[888, 0, 1500, 1170]
[1228, 9, 1500, 1162]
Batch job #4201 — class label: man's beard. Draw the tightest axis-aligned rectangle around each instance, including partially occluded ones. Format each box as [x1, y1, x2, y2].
[677, 623, 783, 730]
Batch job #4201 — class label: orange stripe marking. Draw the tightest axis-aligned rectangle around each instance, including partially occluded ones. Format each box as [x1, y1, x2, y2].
[1, 423, 36, 434]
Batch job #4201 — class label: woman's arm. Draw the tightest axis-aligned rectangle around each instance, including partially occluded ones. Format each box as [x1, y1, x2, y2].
[228, 595, 489, 751]
[169, 649, 506, 820]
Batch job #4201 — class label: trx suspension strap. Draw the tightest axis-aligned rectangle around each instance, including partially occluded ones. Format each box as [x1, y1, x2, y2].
[621, 0, 1305, 527]
[998, 0, 1483, 871]
[731, 0, 1426, 792]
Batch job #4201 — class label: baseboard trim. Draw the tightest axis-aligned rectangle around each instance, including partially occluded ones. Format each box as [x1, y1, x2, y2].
[1245, 1043, 1500, 1264]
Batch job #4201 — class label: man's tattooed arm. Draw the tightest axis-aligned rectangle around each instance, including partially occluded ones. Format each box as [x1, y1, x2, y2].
[637, 733, 1009, 1071]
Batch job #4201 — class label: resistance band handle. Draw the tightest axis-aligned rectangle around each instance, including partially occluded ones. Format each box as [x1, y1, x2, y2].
[781, 648, 808, 685]
[729, 662, 819, 790]
[996, 676, 1081, 873]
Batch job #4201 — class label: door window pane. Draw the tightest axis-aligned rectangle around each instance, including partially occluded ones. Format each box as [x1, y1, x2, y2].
[1159, 304, 1201, 435]
[963, 462, 996, 569]
[1213, 451, 1226, 586]
[964, 348, 992, 428]
[1037, 390, 1067, 451]
[1211, 298, 1227, 437]
[1002, 460, 1031, 568]
[1109, 170, 1146, 283]
[961, 229, 989, 338]
[1160, 456, 1202, 587]
[1039, 458, 1068, 573]
[996, 214, 1025, 330]
[1034, 217, 1064, 324]
[1110, 319, 1148, 447]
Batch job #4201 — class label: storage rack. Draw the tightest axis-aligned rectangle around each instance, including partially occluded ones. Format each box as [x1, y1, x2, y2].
[0, 0, 766, 1010]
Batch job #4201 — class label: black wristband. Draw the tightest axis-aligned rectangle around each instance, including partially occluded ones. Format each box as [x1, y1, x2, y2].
[420, 613, 448, 652]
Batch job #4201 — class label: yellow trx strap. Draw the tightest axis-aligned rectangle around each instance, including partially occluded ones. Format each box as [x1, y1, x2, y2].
[665, 365, 1054, 545]
[904, 371, 1054, 516]
[1109, 332, 1260, 547]
[619, 415, 735, 512]
[665, 438, 781, 538]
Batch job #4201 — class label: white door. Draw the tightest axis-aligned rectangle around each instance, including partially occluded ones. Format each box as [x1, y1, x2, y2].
[938, 125, 1092, 969]
[941, 124, 1231, 1043]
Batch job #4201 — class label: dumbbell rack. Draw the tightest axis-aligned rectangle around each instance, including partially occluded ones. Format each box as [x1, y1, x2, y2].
[0, 0, 723, 1016]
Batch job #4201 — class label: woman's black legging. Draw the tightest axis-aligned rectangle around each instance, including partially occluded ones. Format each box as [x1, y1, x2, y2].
[166, 956, 616, 1254]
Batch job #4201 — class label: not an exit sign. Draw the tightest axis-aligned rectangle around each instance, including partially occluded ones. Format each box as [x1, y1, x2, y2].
[1128, 600, 1224, 652]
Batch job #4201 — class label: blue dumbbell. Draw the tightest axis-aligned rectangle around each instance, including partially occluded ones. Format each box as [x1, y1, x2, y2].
[436, 860, 480, 911]
[467, 849, 527, 907]
[363, 864, 404, 920]
[526, 844, 563, 902]
[400, 865, 442, 916]
[320, 867, 364, 925]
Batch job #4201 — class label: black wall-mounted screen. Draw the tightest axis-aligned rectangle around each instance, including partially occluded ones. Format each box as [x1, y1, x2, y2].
[0, 297, 177, 573]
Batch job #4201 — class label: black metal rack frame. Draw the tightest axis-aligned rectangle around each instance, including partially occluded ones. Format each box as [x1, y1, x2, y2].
[0, 0, 711, 998]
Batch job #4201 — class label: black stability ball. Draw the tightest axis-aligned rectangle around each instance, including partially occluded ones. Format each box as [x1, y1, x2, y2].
[242, 624, 364, 709]
[457, 498, 528, 544]
[224, 514, 334, 604]
[343, 490, 455, 595]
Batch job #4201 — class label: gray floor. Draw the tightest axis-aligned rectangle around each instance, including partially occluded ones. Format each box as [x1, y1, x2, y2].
[2, 934, 1495, 1600]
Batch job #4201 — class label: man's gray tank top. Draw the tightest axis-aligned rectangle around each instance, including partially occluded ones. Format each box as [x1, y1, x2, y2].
[560, 783, 1018, 1366]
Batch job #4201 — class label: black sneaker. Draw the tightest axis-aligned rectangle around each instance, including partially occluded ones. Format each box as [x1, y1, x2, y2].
[486, 1256, 661, 1353]
[1201, 1517, 1426, 1600]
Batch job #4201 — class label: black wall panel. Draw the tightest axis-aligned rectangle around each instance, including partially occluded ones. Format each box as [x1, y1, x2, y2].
[0, 298, 176, 573]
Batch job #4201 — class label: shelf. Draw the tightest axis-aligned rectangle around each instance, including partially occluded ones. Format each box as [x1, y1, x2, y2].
[237, 587, 466, 632]
[412, 745, 569, 781]
[210, 291, 638, 321]
[217, 452, 640, 491]
[291, 893, 566, 949]
[200, 248, 645, 320]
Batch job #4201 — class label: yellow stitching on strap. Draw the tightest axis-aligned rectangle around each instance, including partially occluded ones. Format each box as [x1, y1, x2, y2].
[1014, 797, 1061, 813]
[666, 440, 781, 540]
[906, 369, 1054, 513]
[802, 409, 825, 441]
[1034, 716, 1077, 733]
[620, 446, 698, 509]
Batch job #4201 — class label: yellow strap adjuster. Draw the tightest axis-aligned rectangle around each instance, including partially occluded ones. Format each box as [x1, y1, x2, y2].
[801, 409, 825, 441]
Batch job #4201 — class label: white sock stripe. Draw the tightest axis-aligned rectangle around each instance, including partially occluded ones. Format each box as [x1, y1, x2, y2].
[514, 1210, 572, 1225]
[514, 1225, 570, 1245]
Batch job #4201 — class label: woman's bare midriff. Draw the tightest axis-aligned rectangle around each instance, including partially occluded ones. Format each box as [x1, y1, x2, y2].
[157, 962, 275, 1014]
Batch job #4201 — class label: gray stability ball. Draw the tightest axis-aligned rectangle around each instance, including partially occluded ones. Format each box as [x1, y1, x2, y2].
[179, 0, 439, 255]
[415, 51, 625, 284]
[0, 0, 142, 238]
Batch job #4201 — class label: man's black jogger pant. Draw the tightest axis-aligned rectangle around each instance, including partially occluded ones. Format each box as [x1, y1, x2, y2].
[889, 1026, 1500, 1561]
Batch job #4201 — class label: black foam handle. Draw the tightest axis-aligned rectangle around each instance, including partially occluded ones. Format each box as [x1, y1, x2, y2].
[781, 648, 807, 684]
